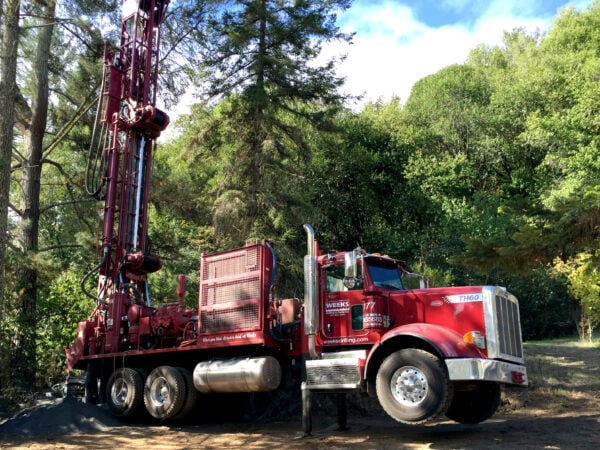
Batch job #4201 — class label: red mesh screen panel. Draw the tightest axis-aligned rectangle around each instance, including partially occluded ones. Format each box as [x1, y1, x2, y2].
[199, 244, 264, 334]
[200, 303, 259, 334]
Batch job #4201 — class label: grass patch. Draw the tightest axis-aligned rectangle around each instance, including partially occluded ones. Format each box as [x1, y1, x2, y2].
[525, 334, 600, 348]
[503, 336, 600, 416]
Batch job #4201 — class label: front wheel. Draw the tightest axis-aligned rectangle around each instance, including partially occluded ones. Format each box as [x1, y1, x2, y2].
[445, 382, 501, 424]
[376, 348, 453, 424]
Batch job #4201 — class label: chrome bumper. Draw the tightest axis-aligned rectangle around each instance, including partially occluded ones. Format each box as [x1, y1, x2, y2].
[446, 358, 528, 386]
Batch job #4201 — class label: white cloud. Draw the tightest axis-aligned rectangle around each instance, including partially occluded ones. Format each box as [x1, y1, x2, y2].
[331, 0, 591, 108]
[334, 25, 475, 107]
[164, 0, 594, 119]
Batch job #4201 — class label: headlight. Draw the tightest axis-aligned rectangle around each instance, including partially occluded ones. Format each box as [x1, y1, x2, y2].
[463, 331, 486, 349]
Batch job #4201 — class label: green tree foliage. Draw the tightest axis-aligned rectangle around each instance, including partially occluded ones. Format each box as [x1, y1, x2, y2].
[156, 0, 354, 297]
[37, 270, 95, 384]
[512, 4, 600, 336]
[399, 64, 502, 282]
[0, 0, 21, 397]
[161, 0, 600, 339]
[507, 269, 573, 340]
[309, 100, 421, 256]
[554, 254, 600, 341]
[2, 0, 116, 397]
[198, 0, 352, 246]
[157, 0, 214, 106]
[12, 0, 59, 393]
[0, 0, 215, 400]
[146, 205, 215, 307]
[404, 3, 600, 338]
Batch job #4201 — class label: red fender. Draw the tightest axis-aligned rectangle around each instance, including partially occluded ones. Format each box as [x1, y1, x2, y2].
[365, 323, 485, 381]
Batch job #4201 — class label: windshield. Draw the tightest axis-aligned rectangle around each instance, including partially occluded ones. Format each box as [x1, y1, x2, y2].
[367, 261, 404, 290]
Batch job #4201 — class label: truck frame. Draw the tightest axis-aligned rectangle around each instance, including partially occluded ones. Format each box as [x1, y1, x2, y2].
[66, 0, 527, 434]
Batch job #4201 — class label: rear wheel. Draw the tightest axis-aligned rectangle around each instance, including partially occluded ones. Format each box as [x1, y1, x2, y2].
[106, 367, 144, 418]
[445, 382, 501, 424]
[376, 348, 452, 424]
[144, 366, 186, 419]
[172, 367, 197, 420]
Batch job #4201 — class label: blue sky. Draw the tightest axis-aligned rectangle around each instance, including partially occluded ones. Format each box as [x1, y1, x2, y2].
[167, 0, 595, 126]
[329, 0, 594, 107]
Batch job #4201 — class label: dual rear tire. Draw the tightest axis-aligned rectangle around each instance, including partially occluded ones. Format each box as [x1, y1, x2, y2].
[105, 366, 196, 420]
[106, 367, 145, 418]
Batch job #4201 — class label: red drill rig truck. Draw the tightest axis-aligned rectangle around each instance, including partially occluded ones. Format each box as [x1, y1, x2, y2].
[66, 0, 527, 433]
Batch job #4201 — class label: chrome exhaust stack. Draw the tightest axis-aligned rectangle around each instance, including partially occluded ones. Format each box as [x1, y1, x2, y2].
[303, 224, 319, 360]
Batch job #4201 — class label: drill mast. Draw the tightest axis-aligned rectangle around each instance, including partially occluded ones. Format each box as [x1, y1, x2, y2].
[85, 0, 170, 306]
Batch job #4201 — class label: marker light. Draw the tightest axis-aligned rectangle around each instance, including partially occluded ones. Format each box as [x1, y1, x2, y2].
[463, 331, 486, 349]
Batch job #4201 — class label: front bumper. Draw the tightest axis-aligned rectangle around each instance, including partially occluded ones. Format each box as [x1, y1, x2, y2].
[446, 358, 528, 386]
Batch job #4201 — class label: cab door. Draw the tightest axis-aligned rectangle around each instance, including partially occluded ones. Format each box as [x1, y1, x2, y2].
[321, 265, 369, 346]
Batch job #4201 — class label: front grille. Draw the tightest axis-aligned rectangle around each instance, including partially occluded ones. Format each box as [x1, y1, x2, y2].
[484, 287, 524, 363]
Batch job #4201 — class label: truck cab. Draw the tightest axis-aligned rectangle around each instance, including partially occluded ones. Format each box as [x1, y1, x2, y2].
[302, 226, 527, 429]
[319, 250, 420, 348]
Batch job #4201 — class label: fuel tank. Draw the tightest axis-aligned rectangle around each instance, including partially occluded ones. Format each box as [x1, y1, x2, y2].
[193, 356, 282, 393]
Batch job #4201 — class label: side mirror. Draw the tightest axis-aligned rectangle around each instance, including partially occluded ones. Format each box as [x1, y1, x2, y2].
[343, 249, 360, 289]
[344, 251, 357, 278]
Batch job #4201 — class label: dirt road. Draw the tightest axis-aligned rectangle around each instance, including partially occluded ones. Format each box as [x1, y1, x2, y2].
[2, 341, 599, 449]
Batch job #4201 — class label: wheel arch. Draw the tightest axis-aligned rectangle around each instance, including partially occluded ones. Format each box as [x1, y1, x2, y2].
[364, 323, 481, 393]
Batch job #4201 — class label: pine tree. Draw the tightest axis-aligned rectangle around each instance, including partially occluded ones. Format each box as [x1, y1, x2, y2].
[199, 0, 352, 245]
[0, 0, 21, 397]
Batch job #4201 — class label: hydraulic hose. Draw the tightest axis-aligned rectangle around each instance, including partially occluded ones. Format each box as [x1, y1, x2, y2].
[86, 60, 109, 199]
[80, 259, 104, 301]
[80, 247, 110, 302]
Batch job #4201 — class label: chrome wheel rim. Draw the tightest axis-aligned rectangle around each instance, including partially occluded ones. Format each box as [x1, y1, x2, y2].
[150, 377, 170, 405]
[391, 366, 428, 407]
[111, 379, 128, 406]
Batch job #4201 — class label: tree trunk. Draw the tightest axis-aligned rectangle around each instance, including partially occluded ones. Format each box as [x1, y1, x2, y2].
[248, 0, 268, 229]
[0, 0, 21, 396]
[12, 0, 56, 392]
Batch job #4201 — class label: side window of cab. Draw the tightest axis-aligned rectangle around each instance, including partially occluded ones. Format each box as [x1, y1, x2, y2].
[326, 265, 362, 292]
